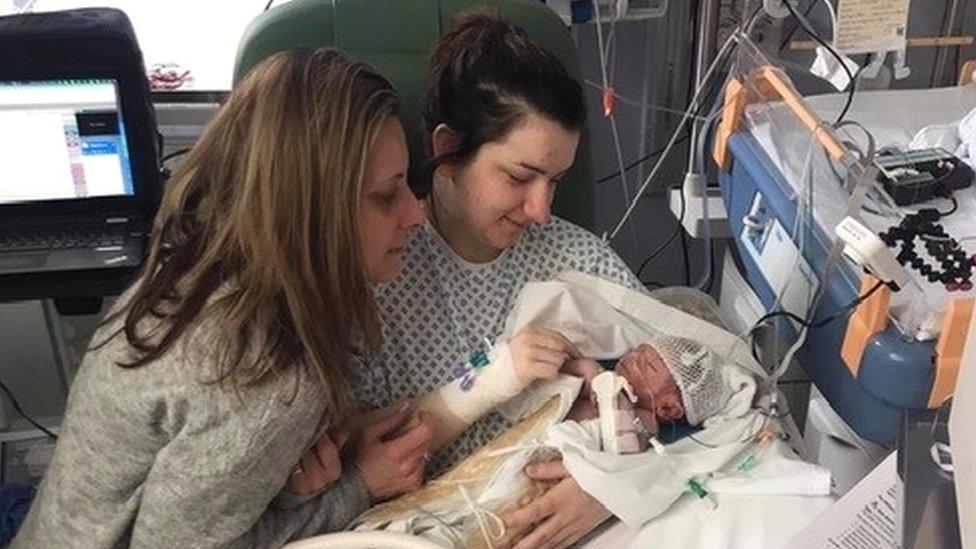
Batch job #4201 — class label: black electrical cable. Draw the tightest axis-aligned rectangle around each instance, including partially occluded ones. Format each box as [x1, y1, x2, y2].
[634, 39, 739, 284]
[940, 196, 959, 217]
[161, 148, 191, 165]
[637, 183, 684, 282]
[749, 280, 886, 362]
[595, 135, 689, 184]
[778, 0, 820, 53]
[784, 1, 858, 124]
[0, 377, 58, 440]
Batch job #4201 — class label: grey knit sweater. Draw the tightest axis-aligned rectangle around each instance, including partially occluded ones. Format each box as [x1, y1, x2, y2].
[13, 312, 370, 548]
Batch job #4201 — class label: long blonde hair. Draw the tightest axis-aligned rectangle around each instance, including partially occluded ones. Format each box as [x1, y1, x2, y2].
[104, 49, 396, 418]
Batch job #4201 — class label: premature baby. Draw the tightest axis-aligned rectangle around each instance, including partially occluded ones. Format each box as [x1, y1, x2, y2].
[563, 335, 733, 454]
[351, 335, 736, 548]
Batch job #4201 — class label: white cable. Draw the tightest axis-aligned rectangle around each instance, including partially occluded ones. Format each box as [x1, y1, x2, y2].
[604, 4, 622, 83]
[459, 484, 506, 548]
[591, 0, 636, 251]
[931, 442, 954, 474]
[768, 135, 819, 382]
[18, 0, 38, 14]
[820, 0, 838, 42]
[583, 80, 711, 119]
[608, 32, 738, 241]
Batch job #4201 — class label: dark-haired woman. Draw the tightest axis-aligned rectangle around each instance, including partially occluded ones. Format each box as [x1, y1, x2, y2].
[358, 12, 644, 548]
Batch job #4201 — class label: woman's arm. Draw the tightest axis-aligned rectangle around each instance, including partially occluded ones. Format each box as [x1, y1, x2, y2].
[412, 328, 580, 451]
[124, 377, 371, 548]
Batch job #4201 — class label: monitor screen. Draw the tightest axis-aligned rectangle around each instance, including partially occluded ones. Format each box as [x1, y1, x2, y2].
[0, 78, 135, 205]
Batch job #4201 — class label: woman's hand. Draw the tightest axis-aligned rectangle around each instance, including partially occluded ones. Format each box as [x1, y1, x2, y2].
[287, 428, 347, 496]
[502, 460, 612, 549]
[508, 328, 581, 386]
[352, 402, 434, 502]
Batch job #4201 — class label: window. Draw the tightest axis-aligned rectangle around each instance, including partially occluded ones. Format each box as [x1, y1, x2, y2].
[3, 0, 281, 92]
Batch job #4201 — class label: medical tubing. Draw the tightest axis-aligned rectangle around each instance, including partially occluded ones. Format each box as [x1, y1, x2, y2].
[691, 92, 726, 291]
[833, 121, 876, 169]
[770, 166, 874, 383]
[608, 33, 738, 241]
[785, 1, 856, 124]
[592, 0, 639, 252]
[583, 80, 713, 119]
[751, 130, 881, 381]
[760, 133, 818, 381]
[820, 0, 838, 38]
[591, 0, 630, 205]
[638, 16, 655, 184]
[695, 169, 713, 291]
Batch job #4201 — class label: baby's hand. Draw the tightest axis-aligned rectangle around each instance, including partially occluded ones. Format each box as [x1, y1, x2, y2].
[508, 328, 581, 386]
[563, 358, 603, 421]
[287, 428, 347, 496]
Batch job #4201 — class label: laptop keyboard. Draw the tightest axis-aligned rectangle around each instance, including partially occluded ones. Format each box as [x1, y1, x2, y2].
[0, 222, 127, 253]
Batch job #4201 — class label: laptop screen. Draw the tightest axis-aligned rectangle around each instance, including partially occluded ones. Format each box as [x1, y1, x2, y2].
[0, 78, 135, 205]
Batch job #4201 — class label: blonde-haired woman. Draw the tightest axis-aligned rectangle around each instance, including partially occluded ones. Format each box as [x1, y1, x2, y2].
[14, 49, 427, 548]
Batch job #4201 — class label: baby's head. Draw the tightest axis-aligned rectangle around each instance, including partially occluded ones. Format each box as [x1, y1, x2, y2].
[617, 336, 730, 426]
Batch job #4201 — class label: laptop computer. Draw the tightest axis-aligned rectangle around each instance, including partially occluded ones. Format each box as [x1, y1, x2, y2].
[0, 78, 147, 275]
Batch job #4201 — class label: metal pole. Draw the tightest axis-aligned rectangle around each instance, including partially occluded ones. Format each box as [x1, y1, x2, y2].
[695, 0, 722, 89]
[41, 300, 72, 396]
[932, 0, 962, 87]
[689, 0, 722, 169]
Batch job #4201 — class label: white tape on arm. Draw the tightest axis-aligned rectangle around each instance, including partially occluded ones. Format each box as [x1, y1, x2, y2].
[421, 342, 525, 426]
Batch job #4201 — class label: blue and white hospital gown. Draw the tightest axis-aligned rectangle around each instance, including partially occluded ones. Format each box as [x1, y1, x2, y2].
[356, 217, 643, 475]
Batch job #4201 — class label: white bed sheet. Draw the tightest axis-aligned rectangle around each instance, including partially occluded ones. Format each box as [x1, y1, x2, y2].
[584, 491, 834, 549]
[806, 84, 976, 149]
[581, 433, 835, 549]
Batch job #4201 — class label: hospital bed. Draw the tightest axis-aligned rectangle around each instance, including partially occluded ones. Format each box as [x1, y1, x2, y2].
[713, 39, 976, 452]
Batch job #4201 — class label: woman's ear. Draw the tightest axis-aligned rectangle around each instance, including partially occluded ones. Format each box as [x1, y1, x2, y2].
[432, 124, 461, 179]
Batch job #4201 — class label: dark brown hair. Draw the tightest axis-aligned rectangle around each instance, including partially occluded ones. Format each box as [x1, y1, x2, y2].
[422, 11, 585, 195]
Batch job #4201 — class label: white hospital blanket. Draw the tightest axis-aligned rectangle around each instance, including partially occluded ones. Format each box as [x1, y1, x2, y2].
[344, 273, 831, 548]
[503, 273, 832, 530]
[807, 84, 976, 149]
[584, 488, 834, 549]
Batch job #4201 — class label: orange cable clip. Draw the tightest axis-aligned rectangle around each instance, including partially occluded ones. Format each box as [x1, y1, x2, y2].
[602, 87, 617, 118]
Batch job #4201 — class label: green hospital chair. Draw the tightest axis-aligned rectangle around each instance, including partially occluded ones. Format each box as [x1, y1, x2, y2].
[233, 0, 595, 230]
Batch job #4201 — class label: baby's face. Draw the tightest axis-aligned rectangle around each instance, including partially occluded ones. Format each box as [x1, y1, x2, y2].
[616, 344, 685, 423]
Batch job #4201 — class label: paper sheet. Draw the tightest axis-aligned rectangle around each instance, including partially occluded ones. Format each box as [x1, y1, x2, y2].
[835, 0, 910, 55]
[949, 302, 976, 549]
[787, 452, 901, 549]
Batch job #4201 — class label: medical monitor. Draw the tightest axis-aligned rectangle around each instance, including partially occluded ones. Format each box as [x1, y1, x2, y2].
[0, 78, 135, 205]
